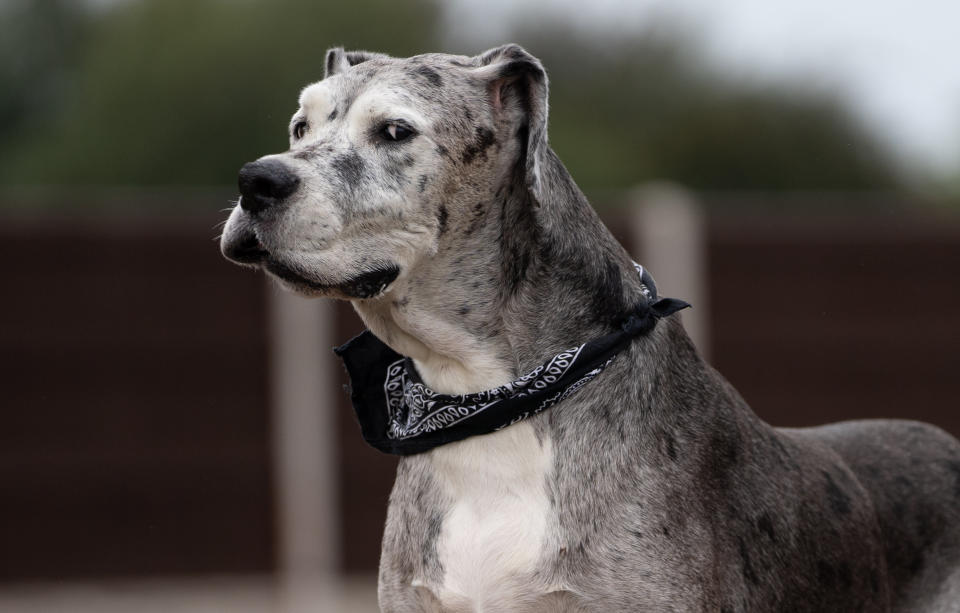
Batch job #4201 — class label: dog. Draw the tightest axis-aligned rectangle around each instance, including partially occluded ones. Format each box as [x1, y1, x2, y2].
[220, 44, 960, 612]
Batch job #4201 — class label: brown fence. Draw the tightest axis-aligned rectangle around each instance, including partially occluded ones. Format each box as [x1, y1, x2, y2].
[709, 212, 960, 432]
[2, 201, 959, 579]
[0, 214, 273, 579]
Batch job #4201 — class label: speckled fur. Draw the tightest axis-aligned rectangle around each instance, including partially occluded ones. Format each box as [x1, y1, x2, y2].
[221, 45, 960, 612]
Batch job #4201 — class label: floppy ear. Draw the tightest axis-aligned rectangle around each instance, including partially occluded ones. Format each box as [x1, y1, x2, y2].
[324, 47, 388, 78]
[474, 44, 549, 204]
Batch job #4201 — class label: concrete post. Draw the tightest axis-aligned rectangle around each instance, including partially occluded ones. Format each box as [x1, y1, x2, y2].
[629, 182, 710, 358]
[267, 284, 340, 607]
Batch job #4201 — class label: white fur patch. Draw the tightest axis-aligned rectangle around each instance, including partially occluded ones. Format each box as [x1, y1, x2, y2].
[431, 423, 553, 611]
[298, 82, 336, 121]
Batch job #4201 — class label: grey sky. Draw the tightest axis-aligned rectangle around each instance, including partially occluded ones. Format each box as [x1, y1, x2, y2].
[443, 0, 960, 174]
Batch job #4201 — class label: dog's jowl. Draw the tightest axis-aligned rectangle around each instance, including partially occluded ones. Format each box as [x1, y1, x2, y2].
[221, 45, 960, 612]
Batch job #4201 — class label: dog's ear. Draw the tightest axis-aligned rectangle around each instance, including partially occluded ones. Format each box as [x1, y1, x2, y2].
[474, 44, 549, 204]
[324, 47, 387, 78]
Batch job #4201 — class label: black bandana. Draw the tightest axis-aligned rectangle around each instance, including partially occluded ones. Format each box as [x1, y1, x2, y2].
[334, 265, 690, 456]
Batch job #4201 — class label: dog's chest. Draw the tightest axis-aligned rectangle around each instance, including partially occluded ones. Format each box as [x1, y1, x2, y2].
[427, 423, 555, 610]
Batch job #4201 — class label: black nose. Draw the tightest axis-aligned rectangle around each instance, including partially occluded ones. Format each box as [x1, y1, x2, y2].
[238, 159, 300, 214]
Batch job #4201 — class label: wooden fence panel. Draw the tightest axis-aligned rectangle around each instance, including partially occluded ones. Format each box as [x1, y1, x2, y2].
[709, 214, 960, 437]
[0, 217, 273, 580]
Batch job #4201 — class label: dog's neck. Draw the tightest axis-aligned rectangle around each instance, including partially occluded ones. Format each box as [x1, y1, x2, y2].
[353, 146, 649, 395]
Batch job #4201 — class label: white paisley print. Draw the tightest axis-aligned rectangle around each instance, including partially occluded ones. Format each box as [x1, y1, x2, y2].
[383, 345, 612, 440]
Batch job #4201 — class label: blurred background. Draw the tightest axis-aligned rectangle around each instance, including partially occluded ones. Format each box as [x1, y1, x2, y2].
[1, 0, 958, 611]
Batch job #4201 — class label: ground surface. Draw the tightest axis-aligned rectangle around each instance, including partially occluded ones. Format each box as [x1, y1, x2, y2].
[0, 574, 378, 613]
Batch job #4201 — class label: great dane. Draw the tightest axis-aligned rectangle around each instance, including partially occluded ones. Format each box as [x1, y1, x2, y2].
[220, 44, 960, 612]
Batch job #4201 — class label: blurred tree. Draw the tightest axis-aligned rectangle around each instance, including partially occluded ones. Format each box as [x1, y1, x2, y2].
[0, 0, 86, 138]
[0, 0, 439, 187]
[0, 1, 909, 199]
[513, 26, 903, 194]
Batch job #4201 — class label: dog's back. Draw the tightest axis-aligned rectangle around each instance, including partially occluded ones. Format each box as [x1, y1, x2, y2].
[790, 420, 960, 612]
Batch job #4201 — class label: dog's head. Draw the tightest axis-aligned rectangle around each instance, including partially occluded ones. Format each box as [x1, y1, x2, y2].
[220, 44, 548, 300]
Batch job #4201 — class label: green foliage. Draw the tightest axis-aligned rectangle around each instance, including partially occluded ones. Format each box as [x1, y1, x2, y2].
[0, 0, 438, 186]
[515, 27, 901, 193]
[0, 1, 908, 200]
[0, 0, 85, 133]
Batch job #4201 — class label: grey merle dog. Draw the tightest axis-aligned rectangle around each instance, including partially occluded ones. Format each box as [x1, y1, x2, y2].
[220, 44, 960, 612]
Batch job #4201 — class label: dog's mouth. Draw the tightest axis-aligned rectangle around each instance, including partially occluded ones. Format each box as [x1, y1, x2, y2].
[222, 233, 269, 265]
[222, 227, 400, 299]
[265, 259, 401, 299]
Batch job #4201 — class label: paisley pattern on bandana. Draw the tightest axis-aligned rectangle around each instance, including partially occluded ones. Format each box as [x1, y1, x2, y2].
[383, 345, 611, 440]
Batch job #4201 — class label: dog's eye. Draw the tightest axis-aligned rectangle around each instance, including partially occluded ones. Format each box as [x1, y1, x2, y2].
[382, 122, 415, 142]
[293, 121, 308, 140]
